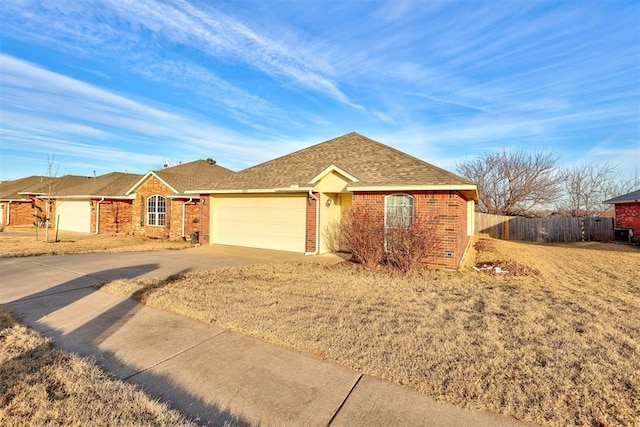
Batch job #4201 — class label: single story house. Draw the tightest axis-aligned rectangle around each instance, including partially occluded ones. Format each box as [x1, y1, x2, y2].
[604, 188, 640, 241]
[0, 176, 48, 226]
[53, 172, 143, 234]
[189, 132, 478, 269]
[3, 175, 93, 227]
[126, 159, 235, 240]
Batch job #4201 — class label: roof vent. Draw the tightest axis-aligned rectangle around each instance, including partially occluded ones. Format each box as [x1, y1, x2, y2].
[206, 158, 216, 165]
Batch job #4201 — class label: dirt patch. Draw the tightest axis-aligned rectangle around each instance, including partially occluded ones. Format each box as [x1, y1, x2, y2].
[474, 260, 541, 276]
[473, 238, 497, 253]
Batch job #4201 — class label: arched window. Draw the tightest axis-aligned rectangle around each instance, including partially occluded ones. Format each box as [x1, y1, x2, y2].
[147, 195, 166, 226]
[385, 194, 414, 228]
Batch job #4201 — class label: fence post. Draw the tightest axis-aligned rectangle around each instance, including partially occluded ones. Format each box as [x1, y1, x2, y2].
[504, 216, 509, 240]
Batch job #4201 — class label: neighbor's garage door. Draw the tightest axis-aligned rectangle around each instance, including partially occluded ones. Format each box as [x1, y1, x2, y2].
[212, 195, 306, 252]
[56, 200, 91, 233]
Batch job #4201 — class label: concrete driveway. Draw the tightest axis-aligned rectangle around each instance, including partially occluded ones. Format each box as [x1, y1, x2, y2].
[0, 246, 531, 427]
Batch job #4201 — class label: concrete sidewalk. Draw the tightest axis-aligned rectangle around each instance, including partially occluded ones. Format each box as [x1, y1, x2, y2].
[1, 250, 532, 426]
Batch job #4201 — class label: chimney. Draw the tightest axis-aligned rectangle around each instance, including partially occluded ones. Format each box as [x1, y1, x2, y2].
[206, 158, 216, 165]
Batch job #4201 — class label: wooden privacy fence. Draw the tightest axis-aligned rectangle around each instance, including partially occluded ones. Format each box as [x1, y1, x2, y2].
[475, 212, 614, 243]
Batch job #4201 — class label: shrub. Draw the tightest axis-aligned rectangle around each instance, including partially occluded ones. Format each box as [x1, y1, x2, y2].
[327, 209, 439, 273]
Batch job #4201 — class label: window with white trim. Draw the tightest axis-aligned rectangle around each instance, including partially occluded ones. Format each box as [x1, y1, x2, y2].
[385, 194, 414, 228]
[147, 195, 166, 226]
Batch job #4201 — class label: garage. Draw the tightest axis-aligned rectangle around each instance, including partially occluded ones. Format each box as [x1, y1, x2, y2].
[211, 194, 307, 252]
[56, 200, 91, 233]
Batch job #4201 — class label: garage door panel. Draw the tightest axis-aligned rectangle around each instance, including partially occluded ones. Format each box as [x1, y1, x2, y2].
[56, 200, 91, 233]
[212, 196, 306, 252]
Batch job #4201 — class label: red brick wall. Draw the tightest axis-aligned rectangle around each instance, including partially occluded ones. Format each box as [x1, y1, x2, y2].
[1, 201, 36, 226]
[169, 199, 201, 241]
[615, 202, 640, 238]
[33, 196, 56, 228]
[90, 199, 133, 235]
[198, 195, 210, 244]
[131, 176, 173, 239]
[306, 193, 318, 253]
[352, 190, 471, 269]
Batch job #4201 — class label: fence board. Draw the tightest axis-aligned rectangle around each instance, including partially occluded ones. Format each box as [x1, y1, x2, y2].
[475, 213, 614, 242]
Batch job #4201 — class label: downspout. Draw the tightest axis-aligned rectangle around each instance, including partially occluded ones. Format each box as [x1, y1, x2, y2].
[307, 190, 319, 255]
[182, 198, 193, 239]
[7, 201, 12, 225]
[95, 197, 105, 234]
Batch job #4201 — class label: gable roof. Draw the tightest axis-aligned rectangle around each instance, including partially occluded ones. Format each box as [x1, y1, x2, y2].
[193, 132, 476, 196]
[603, 188, 640, 204]
[127, 159, 235, 195]
[55, 172, 143, 198]
[17, 175, 93, 197]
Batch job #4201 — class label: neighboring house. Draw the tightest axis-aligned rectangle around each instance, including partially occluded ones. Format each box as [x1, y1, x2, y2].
[189, 133, 478, 269]
[0, 176, 48, 226]
[604, 188, 640, 241]
[5, 175, 92, 227]
[126, 159, 235, 240]
[54, 172, 143, 234]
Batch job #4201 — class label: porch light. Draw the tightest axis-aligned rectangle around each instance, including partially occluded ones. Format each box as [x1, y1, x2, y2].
[325, 198, 332, 207]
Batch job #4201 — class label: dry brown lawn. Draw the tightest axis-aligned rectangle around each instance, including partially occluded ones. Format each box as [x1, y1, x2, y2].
[0, 309, 196, 426]
[0, 226, 191, 257]
[101, 237, 640, 426]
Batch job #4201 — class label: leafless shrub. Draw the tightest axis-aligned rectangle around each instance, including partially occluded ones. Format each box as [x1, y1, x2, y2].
[384, 213, 438, 273]
[339, 208, 385, 268]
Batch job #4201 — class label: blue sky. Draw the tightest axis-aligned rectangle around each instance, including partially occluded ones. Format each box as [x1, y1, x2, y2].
[1, 0, 638, 180]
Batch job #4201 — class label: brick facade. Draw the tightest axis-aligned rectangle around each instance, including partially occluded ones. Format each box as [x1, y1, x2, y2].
[0, 200, 36, 226]
[614, 202, 640, 239]
[168, 199, 201, 241]
[131, 175, 172, 239]
[306, 193, 318, 253]
[198, 195, 210, 244]
[352, 190, 470, 269]
[90, 199, 133, 235]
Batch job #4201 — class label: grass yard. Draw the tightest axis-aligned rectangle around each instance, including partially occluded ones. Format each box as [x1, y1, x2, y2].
[0, 309, 196, 426]
[0, 226, 191, 257]
[101, 237, 640, 426]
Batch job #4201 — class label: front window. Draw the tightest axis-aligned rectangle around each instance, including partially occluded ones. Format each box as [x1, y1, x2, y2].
[147, 195, 166, 226]
[385, 194, 414, 228]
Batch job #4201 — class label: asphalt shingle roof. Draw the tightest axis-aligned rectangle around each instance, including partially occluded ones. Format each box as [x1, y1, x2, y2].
[0, 176, 48, 200]
[154, 160, 235, 194]
[199, 132, 474, 191]
[13, 175, 93, 197]
[56, 172, 143, 197]
[604, 188, 640, 204]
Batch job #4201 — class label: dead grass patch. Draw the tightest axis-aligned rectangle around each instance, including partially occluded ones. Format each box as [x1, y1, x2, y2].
[0, 309, 195, 426]
[101, 238, 640, 426]
[0, 227, 190, 257]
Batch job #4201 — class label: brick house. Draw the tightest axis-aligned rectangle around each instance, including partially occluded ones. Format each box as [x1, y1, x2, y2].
[604, 188, 640, 241]
[189, 133, 478, 269]
[53, 172, 143, 234]
[1, 175, 91, 228]
[127, 160, 234, 240]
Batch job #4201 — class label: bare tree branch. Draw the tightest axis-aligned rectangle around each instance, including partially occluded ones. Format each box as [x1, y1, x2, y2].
[457, 149, 561, 215]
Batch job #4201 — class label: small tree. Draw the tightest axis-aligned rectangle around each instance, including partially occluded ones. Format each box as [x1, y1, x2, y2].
[338, 208, 385, 268]
[457, 148, 561, 215]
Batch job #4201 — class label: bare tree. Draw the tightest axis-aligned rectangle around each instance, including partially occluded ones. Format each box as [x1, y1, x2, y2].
[457, 149, 561, 215]
[557, 161, 619, 216]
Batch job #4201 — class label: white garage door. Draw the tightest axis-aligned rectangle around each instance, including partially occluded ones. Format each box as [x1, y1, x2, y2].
[212, 195, 307, 252]
[56, 200, 91, 233]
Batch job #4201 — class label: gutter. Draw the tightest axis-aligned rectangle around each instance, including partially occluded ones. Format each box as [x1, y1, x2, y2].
[95, 197, 105, 234]
[305, 190, 319, 255]
[181, 198, 194, 239]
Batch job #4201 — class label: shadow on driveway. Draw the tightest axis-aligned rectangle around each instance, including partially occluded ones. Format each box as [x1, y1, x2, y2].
[2, 263, 251, 426]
